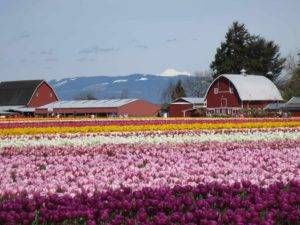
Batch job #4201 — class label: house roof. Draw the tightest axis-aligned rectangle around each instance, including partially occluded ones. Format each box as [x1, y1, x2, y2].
[38, 99, 138, 109]
[172, 97, 204, 105]
[0, 80, 44, 106]
[206, 74, 283, 101]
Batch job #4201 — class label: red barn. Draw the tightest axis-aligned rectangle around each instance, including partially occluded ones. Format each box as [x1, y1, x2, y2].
[36, 99, 160, 117]
[0, 80, 58, 115]
[205, 74, 283, 115]
[169, 97, 204, 117]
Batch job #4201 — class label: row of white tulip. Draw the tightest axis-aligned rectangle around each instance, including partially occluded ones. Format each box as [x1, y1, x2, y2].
[1, 128, 299, 148]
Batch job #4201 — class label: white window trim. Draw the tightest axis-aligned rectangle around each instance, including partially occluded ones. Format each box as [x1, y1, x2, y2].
[214, 88, 218, 94]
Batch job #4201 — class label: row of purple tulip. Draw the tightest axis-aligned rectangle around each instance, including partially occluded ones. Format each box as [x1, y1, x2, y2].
[0, 182, 299, 225]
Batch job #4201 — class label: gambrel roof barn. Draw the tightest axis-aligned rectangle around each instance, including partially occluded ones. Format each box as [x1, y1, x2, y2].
[0, 80, 58, 115]
[205, 74, 283, 115]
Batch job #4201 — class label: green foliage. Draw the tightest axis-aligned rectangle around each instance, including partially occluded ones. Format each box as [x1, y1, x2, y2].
[241, 108, 269, 118]
[210, 21, 285, 81]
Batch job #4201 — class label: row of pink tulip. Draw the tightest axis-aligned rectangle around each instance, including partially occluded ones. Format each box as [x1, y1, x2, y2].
[0, 140, 298, 197]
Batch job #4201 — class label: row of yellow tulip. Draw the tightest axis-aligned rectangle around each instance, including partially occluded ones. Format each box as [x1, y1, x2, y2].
[1, 120, 300, 136]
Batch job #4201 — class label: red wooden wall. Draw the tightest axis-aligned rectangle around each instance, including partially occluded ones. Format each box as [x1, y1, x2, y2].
[206, 77, 241, 108]
[169, 103, 193, 117]
[118, 100, 160, 117]
[28, 82, 58, 107]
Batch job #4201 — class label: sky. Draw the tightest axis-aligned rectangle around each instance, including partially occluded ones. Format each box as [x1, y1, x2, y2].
[0, 0, 299, 81]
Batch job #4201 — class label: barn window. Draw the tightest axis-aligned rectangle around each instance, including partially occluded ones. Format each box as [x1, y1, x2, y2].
[36, 92, 39, 97]
[229, 87, 233, 93]
[214, 88, 218, 94]
[50, 93, 53, 97]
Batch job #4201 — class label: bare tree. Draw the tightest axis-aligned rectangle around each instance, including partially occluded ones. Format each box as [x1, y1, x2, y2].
[120, 89, 129, 99]
[73, 91, 98, 100]
[160, 81, 175, 103]
[284, 54, 297, 74]
[183, 71, 213, 97]
[277, 53, 299, 87]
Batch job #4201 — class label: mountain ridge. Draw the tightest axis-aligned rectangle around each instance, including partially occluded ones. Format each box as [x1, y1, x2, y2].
[49, 74, 211, 104]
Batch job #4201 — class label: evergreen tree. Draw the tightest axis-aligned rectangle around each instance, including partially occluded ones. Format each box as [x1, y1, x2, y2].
[210, 22, 250, 77]
[171, 80, 186, 100]
[246, 36, 285, 79]
[210, 21, 285, 81]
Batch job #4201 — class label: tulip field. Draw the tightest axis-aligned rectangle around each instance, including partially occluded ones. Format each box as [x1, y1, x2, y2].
[0, 118, 299, 224]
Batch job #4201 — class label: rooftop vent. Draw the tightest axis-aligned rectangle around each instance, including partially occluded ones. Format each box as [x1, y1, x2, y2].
[240, 68, 246, 76]
[267, 71, 273, 78]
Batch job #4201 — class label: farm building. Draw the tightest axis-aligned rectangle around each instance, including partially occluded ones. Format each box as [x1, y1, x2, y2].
[36, 99, 160, 117]
[0, 80, 58, 116]
[265, 97, 300, 117]
[169, 97, 204, 117]
[283, 97, 300, 116]
[205, 74, 283, 115]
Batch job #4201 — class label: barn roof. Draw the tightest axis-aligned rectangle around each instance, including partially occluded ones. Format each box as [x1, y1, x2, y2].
[221, 74, 283, 101]
[172, 97, 204, 104]
[38, 99, 138, 109]
[0, 80, 44, 106]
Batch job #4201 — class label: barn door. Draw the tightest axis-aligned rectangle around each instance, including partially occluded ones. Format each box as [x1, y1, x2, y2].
[221, 98, 227, 107]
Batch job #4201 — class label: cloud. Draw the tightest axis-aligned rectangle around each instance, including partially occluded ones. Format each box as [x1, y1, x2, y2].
[45, 57, 59, 62]
[77, 57, 96, 62]
[166, 38, 177, 42]
[78, 45, 119, 54]
[20, 59, 28, 63]
[15, 31, 30, 40]
[40, 50, 53, 55]
[128, 39, 138, 44]
[135, 44, 148, 49]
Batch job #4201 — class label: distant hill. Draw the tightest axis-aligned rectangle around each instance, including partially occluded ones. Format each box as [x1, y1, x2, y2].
[49, 74, 211, 103]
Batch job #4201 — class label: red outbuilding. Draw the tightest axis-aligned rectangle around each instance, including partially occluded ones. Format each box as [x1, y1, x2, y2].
[283, 97, 300, 117]
[36, 99, 160, 117]
[205, 74, 283, 115]
[169, 97, 204, 117]
[0, 80, 58, 116]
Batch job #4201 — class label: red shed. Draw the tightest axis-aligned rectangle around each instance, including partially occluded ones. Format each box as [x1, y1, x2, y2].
[0, 80, 58, 115]
[36, 99, 160, 117]
[205, 74, 283, 115]
[169, 97, 204, 117]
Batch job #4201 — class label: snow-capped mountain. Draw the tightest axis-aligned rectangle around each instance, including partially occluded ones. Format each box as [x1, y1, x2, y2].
[49, 74, 203, 103]
[160, 68, 191, 77]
